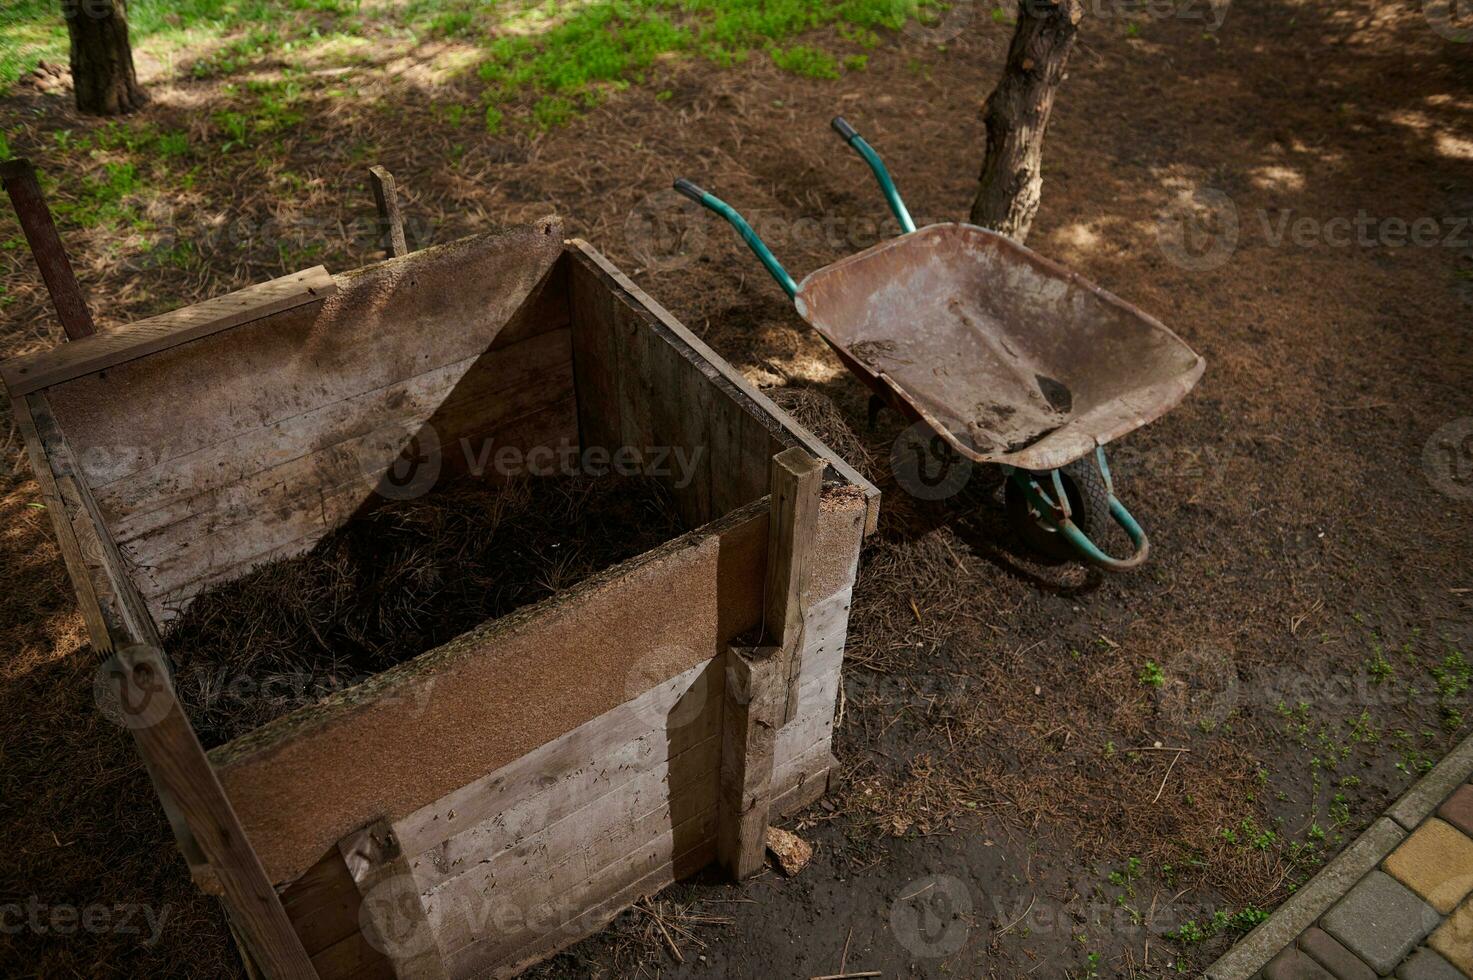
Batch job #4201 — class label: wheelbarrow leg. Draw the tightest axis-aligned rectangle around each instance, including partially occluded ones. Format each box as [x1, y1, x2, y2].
[867, 394, 885, 431]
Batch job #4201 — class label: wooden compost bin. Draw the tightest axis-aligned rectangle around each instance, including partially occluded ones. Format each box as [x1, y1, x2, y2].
[2, 217, 878, 979]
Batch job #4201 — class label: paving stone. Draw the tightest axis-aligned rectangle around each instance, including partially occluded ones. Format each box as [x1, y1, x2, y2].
[1389, 738, 1473, 830]
[1428, 897, 1473, 978]
[1297, 926, 1377, 980]
[1263, 946, 1336, 980]
[1396, 947, 1465, 980]
[1439, 784, 1473, 839]
[1383, 818, 1473, 914]
[1205, 820, 1408, 980]
[1321, 871, 1441, 975]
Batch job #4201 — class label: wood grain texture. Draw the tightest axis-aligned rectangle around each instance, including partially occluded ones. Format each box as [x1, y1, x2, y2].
[369, 167, 409, 259]
[717, 644, 782, 880]
[209, 498, 770, 886]
[1, 266, 334, 396]
[567, 239, 880, 534]
[42, 225, 564, 490]
[110, 644, 315, 978]
[338, 820, 448, 979]
[764, 447, 825, 725]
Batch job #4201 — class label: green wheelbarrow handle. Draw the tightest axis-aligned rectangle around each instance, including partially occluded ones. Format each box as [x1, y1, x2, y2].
[1008, 447, 1152, 572]
[672, 115, 916, 302]
[673, 178, 798, 298]
[830, 116, 916, 235]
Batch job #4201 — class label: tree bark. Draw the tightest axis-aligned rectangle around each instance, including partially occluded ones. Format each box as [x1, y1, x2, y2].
[65, 0, 148, 116]
[968, 0, 1083, 243]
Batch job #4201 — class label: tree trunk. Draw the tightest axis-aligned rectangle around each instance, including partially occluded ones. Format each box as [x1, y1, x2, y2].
[65, 0, 148, 116]
[968, 0, 1083, 243]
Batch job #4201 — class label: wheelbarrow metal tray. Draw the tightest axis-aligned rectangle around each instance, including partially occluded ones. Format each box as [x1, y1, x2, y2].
[794, 223, 1205, 472]
[2, 221, 877, 978]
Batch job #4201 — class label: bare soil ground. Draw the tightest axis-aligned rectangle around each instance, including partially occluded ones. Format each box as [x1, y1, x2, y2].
[2, 0, 1471, 976]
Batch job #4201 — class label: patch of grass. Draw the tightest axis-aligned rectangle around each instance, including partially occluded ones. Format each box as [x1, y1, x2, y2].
[1431, 648, 1470, 731]
[1168, 906, 1268, 945]
[771, 44, 841, 79]
[531, 94, 577, 129]
[1366, 642, 1393, 683]
[1140, 660, 1165, 688]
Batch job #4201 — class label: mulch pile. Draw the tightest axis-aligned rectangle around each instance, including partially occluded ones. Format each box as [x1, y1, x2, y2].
[163, 474, 685, 747]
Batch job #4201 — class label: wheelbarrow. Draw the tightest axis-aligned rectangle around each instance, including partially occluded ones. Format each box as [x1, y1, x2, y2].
[673, 117, 1205, 571]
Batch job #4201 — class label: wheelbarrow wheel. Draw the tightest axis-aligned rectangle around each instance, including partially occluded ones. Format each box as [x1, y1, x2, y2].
[1005, 460, 1111, 563]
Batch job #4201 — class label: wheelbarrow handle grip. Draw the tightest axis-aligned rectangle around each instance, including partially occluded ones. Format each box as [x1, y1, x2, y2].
[830, 116, 861, 143]
[672, 178, 707, 204]
[826, 116, 916, 235]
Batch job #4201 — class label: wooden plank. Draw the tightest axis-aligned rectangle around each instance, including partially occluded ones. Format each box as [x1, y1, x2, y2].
[442, 816, 717, 977]
[108, 644, 316, 977]
[1, 266, 335, 397]
[28, 395, 162, 649]
[567, 240, 881, 535]
[407, 662, 724, 890]
[339, 820, 449, 979]
[10, 394, 111, 647]
[765, 447, 825, 726]
[1, 158, 95, 340]
[41, 224, 565, 490]
[208, 498, 771, 887]
[567, 254, 621, 453]
[368, 167, 408, 259]
[312, 931, 398, 980]
[281, 847, 368, 956]
[481, 837, 715, 980]
[91, 325, 572, 519]
[425, 754, 719, 956]
[716, 643, 782, 880]
[103, 340, 574, 557]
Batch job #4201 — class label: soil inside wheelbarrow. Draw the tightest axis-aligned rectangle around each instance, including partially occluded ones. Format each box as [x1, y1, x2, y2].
[1, 0, 1471, 977]
[162, 474, 686, 748]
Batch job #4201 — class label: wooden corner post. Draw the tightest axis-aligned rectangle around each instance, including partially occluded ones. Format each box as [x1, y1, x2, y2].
[765, 446, 824, 725]
[107, 645, 317, 978]
[368, 166, 408, 259]
[338, 818, 448, 979]
[717, 643, 782, 880]
[717, 447, 823, 881]
[2, 158, 96, 340]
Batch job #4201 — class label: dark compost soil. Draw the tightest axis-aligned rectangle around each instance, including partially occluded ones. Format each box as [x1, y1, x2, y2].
[162, 474, 686, 748]
[2, 0, 1471, 976]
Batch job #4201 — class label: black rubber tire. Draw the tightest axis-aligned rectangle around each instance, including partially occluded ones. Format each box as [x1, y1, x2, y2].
[1005, 459, 1111, 563]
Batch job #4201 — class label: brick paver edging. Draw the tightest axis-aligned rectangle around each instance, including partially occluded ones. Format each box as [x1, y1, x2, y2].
[1203, 733, 1473, 980]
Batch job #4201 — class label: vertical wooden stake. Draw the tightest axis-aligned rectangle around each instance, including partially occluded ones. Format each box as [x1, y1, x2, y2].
[764, 446, 824, 725]
[1, 158, 96, 340]
[108, 645, 316, 978]
[717, 644, 782, 881]
[368, 166, 408, 259]
[338, 819, 448, 979]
